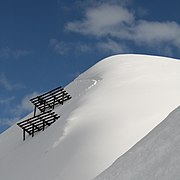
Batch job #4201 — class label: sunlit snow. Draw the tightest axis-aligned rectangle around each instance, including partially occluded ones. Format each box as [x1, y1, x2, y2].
[0, 54, 180, 180]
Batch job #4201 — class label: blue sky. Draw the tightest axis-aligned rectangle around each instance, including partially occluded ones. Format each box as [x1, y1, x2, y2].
[0, 0, 180, 133]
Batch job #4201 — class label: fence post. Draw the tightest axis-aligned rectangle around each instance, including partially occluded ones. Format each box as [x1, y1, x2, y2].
[53, 96, 56, 109]
[23, 128, 26, 141]
[43, 118, 45, 131]
[32, 124, 35, 137]
[34, 105, 37, 117]
[62, 91, 64, 105]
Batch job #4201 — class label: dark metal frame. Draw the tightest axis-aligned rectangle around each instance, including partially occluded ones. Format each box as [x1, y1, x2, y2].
[17, 86, 72, 140]
[30, 86, 71, 116]
[17, 110, 60, 140]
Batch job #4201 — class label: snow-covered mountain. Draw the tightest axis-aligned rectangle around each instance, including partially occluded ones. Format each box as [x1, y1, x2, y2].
[0, 54, 180, 180]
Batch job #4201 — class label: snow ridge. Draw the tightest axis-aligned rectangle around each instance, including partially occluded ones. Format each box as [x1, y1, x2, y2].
[0, 54, 180, 180]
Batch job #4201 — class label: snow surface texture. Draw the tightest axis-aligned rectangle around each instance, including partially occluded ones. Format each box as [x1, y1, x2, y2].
[0, 54, 180, 180]
[94, 105, 180, 180]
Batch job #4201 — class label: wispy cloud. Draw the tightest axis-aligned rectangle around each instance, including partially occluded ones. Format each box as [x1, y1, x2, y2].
[0, 73, 13, 91]
[65, 2, 180, 53]
[50, 39, 69, 55]
[97, 39, 129, 53]
[50, 39, 91, 55]
[0, 73, 24, 91]
[0, 97, 15, 105]
[0, 47, 31, 60]
[50, 38, 130, 55]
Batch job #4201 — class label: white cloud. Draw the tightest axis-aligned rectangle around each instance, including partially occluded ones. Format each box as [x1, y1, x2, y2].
[66, 4, 134, 37]
[131, 21, 180, 47]
[65, 3, 180, 51]
[0, 47, 30, 59]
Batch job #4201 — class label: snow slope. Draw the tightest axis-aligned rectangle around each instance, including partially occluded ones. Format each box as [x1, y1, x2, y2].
[94, 105, 180, 180]
[0, 54, 180, 180]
